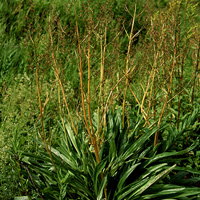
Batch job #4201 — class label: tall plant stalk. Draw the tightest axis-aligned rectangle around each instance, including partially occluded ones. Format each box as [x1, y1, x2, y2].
[75, 9, 108, 199]
[75, 13, 100, 163]
[48, 17, 77, 136]
[87, 28, 96, 143]
[154, 23, 178, 146]
[153, 0, 182, 146]
[29, 29, 57, 171]
[98, 21, 107, 136]
[122, 4, 137, 128]
[35, 65, 57, 171]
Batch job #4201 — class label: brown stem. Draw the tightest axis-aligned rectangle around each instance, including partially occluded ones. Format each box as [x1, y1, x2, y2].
[29, 25, 57, 171]
[154, 40, 177, 146]
[48, 16, 77, 136]
[74, 7, 100, 164]
[35, 65, 57, 171]
[98, 67, 135, 139]
[75, 8, 107, 199]
[87, 28, 95, 143]
[122, 4, 137, 128]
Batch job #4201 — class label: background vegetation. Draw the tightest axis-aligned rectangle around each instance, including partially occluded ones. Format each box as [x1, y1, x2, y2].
[0, 0, 200, 199]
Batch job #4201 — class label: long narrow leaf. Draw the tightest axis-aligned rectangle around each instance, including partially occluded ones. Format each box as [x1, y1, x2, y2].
[97, 176, 107, 200]
[65, 123, 81, 156]
[144, 139, 199, 167]
[50, 147, 80, 172]
[123, 126, 159, 160]
[115, 179, 149, 200]
[93, 159, 107, 195]
[131, 164, 176, 198]
[117, 163, 141, 191]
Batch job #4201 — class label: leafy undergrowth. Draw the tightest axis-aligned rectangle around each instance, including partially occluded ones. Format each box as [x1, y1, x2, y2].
[13, 108, 200, 200]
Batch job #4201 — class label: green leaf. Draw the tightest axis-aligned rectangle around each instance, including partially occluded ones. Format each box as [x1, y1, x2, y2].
[70, 178, 94, 199]
[93, 159, 107, 195]
[132, 164, 176, 197]
[65, 123, 81, 156]
[141, 184, 200, 199]
[141, 163, 168, 179]
[108, 135, 117, 162]
[117, 163, 141, 191]
[97, 176, 107, 200]
[141, 184, 185, 199]
[50, 147, 80, 172]
[123, 126, 159, 160]
[14, 196, 29, 200]
[173, 166, 200, 175]
[115, 179, 149, 200]
[144, 139, 199, 167]
[175, 187, 200, 198]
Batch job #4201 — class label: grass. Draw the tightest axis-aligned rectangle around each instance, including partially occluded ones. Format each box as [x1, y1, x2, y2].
[0, 0, 200, 199]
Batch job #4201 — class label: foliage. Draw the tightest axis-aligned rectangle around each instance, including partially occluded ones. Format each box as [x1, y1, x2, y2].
[17, 108, 200, 199]
[0, 0, 200, 199]
[0, 73, 73, 199]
